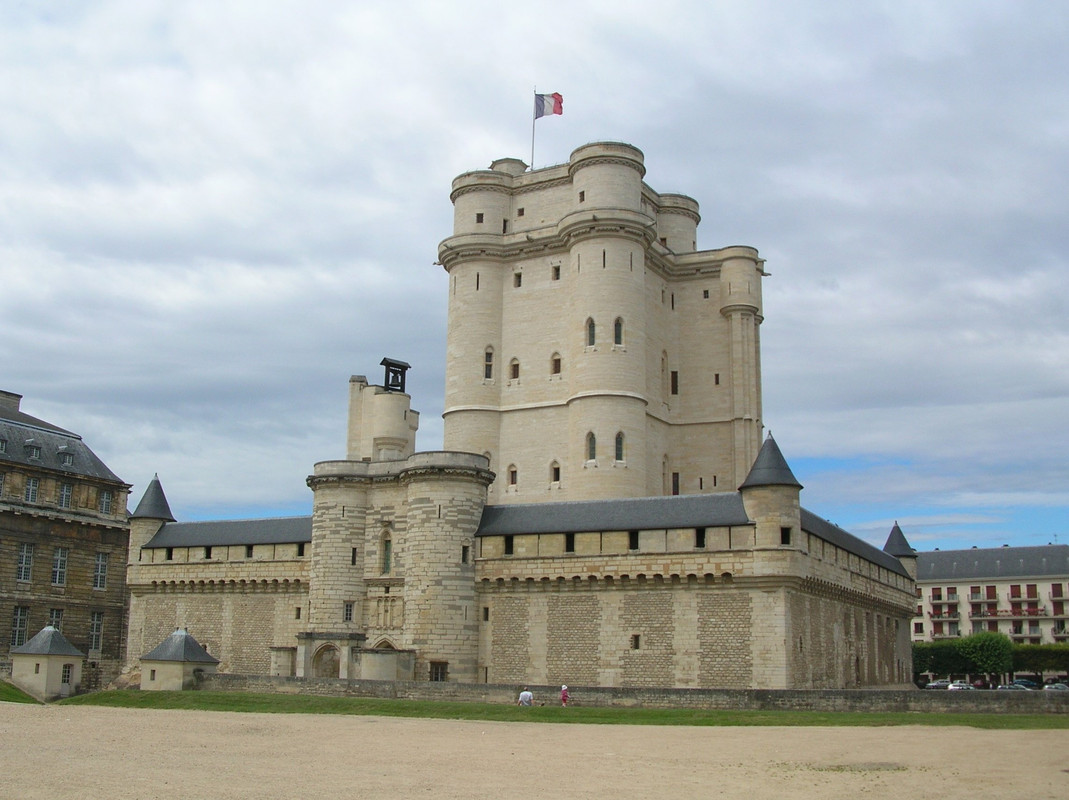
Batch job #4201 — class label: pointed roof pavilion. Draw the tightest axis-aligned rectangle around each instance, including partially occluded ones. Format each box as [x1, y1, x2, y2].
[11, 625, 85, 658]
[131, 473, 176, 522]
[739, 433, 803, 490]
[142, 628, 219, 664]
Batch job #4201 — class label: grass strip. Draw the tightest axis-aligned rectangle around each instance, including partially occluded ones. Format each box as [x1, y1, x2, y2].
[0, 681, 40, 704]
[58, 690, 1069, 729]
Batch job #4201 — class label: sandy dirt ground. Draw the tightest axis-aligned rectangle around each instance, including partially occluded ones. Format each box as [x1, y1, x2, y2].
[1, 702, 1066, 800]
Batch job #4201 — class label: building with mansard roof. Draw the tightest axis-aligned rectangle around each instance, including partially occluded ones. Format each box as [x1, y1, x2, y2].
[124, 142, 917, 690]
[1, 391, 131, 687]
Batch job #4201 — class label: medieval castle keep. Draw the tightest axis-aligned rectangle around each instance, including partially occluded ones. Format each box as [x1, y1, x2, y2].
[125, 142, 917, 689]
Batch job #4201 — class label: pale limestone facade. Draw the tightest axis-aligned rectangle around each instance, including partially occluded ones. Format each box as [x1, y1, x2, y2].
[123, 142, 916, 690]
[439, 142, 764, 501]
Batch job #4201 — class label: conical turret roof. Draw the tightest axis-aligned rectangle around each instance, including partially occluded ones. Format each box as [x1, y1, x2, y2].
[131, 474, 176, 521]
[883, 522, 916, 557]
[739, 434, 802, 490]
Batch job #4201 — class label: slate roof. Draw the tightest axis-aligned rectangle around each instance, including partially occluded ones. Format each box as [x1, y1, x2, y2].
[477, 492, 751, 536]
[917, 545, 1069, 582]
[0, 401, 124, 484]
[477, 492, 911, 578]
[739, 434, 802, 490]
[144, 515, 312, 548]
[142, 628, 219, 664]
[131, 474, 176, 521]
[11, 625, 85, 657]
[883, 522, 916, 558]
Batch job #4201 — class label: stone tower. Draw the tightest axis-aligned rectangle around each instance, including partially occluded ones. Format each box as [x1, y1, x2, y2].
[439, 142, 765, 505]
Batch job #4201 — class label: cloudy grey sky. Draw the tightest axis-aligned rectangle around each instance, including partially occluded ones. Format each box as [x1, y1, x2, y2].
[2, 1, 1066, 552]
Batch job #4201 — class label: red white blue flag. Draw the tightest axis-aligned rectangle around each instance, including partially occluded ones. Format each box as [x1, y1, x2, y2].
[534, 92, 563, 119]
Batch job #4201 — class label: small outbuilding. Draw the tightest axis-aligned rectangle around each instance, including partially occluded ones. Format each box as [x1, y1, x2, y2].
[10, 625, 85, 701]
[140, 628, 220, 691]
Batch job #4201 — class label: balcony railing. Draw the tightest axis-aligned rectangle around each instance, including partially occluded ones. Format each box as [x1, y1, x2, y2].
[929, 611, 960, 619]
[929, 596, 959, 605]
[1053, 628, 1069, 640]
[968, 593, 986, 602]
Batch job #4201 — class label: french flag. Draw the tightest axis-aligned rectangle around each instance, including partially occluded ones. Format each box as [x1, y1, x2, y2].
[534, 92, 563, 119]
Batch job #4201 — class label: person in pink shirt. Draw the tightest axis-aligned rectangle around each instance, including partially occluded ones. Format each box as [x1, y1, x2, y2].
[560, 685, 569, 707]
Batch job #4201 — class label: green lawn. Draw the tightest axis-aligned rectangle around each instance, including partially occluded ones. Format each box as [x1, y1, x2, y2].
[0, 681, 40, 704]
[58, 690, 1069, 729]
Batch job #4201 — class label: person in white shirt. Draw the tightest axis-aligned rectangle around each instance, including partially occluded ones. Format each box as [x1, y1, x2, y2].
[517, 687, 533, 706]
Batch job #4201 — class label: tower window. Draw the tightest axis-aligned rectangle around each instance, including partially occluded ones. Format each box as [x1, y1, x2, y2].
[344, 602, 354, 622]
[703, 289, 710, 299]
[552, 265, 560, 280]
[614, 317, 623, 345]
[551, 354, 561, 375]
[781, 527, 792, 546]
[586, 432, 596, 462]
[462, 545, 470, 564]
[671, 472, 680, 495]
[670, 371, 679, 395]
[714, 373, 720, 386]
[475, 213, 484, 223]
[502, 219, 508, 234]
[517, 207, 524, 217]
[550, 462, 561, 483]
[507, 466, 518, 487]
[631, 634, 641, 650]
[586, 318, 596, 347]
[514, 272, 522, 287]
[484, 349, 494, 380]
[510, 360, 520, 380]
[578, 191, 585, 202]
[615, 432, 625, 462]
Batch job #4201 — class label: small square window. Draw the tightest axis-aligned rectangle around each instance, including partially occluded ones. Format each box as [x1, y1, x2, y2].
[61, 452, 74, 466]
[517, 207, 524, 217]
[475, 212, 484, 223]
[429, 661, 448, 682]
[702, 289, 710, 299]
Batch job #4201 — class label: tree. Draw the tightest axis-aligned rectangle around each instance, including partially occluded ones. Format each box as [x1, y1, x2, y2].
[956, 632, 1012, 676]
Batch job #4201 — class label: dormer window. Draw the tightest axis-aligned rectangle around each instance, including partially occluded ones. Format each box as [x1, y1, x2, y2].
[0, 439, 7, 453]
[26, 444, 41, 459]
[61, 452, 74, 467]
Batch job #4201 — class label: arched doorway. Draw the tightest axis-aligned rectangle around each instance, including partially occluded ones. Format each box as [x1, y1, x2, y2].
[313, 644, 340, 678]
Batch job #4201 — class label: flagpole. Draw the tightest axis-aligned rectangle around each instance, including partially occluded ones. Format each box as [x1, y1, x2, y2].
[530, 87, 537, 170]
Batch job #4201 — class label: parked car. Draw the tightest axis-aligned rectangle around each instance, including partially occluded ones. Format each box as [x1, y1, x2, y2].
[924, 679, 952, 690]
[1043, 683, 1069, 691]
[1012, 678, 1039, 689]
[996, 684, 1028, 690]
[948, 681, 975, 691]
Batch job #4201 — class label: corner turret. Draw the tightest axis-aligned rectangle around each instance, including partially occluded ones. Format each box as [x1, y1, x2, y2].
[739, 434, 803, 550]
[883, 521, 918, 580]
[128, 474, 175, 564]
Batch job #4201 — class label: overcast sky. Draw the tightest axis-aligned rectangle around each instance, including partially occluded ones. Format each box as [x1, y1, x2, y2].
[2, 1, 1066, 553]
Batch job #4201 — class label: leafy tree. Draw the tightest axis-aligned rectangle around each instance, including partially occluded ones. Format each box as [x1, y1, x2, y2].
[956, 632, 1012, 676]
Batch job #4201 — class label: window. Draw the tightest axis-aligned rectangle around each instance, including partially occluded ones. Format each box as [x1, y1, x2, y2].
[49, 608, 63, 630]
[504, 535, 514, 556]
[60, 663, 72, 684]
[586, 318, 596, 347]
[204, 546, 213, 559]
[614, 317, 623, 346]
[295, 607, 301, 620]
[344, 601, 354, 622]
[430, 661, 448, 682]
[1010, 584, 1021, 598]
[245, 544, 254, 558]
[670, 371, 679, 395]
[11, 606, 29, 647]
[550, 462, 561, 483]
[165, 547, 174, 561]
[510, 360, 520, 380]
[615, 432, 624, 462]
[586, 432, 596, 461]
[149, 669, 156, 681]
[484, 349, 494, 380]
[59, 483, 73, 509]
[703, 289, 710, 299]
[630, 634, 641, 650]
[475, 212, 484, 223]
[517, 207, 524, 217]
[502, 218, 508, 234]
[52, 547, 69, 586]
[695, 527, 706, 548]
[28, 445, 41, 459]
[1026, 584, 1038, 599]
[514, 272, 522, 288]
[578, 191, 585, 202]
[381, 535, 392, 574]
[552, 265, 560, 280]
[507, 466, 517, 486]
[0, 472, 4, 496]
[482, 607, 489, 621]
[61, 452, 74, 466]
[93, 552, 108, 590]
[565, 532, 575, 553]
[24, 477, 39, 503]
[0, 439, 5, 452]
[628, 530, 639, 551]
[351, 548, 358, 566]
[913, 622, 924, 634]
[462, 545, 470, 564]
[780, 527, 792, 546]
[296, 542, 305, 557]
[98, 489, 113, 514]
[551, 354, 561, 375]
[89, 611, 103, 651]
[16, 543, 33, 582]
[671, 472, 679, 495]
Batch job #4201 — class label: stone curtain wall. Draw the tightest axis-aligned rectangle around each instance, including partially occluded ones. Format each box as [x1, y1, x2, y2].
[697, 592, 753, 688]
[197, 672, 1069, 714]
[546, 594, 601, 686]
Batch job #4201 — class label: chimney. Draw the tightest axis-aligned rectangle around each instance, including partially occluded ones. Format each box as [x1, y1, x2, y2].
[0, 391, 23, 414]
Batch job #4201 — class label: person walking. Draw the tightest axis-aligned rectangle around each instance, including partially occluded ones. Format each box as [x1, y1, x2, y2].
[560, 684, 569, 707]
